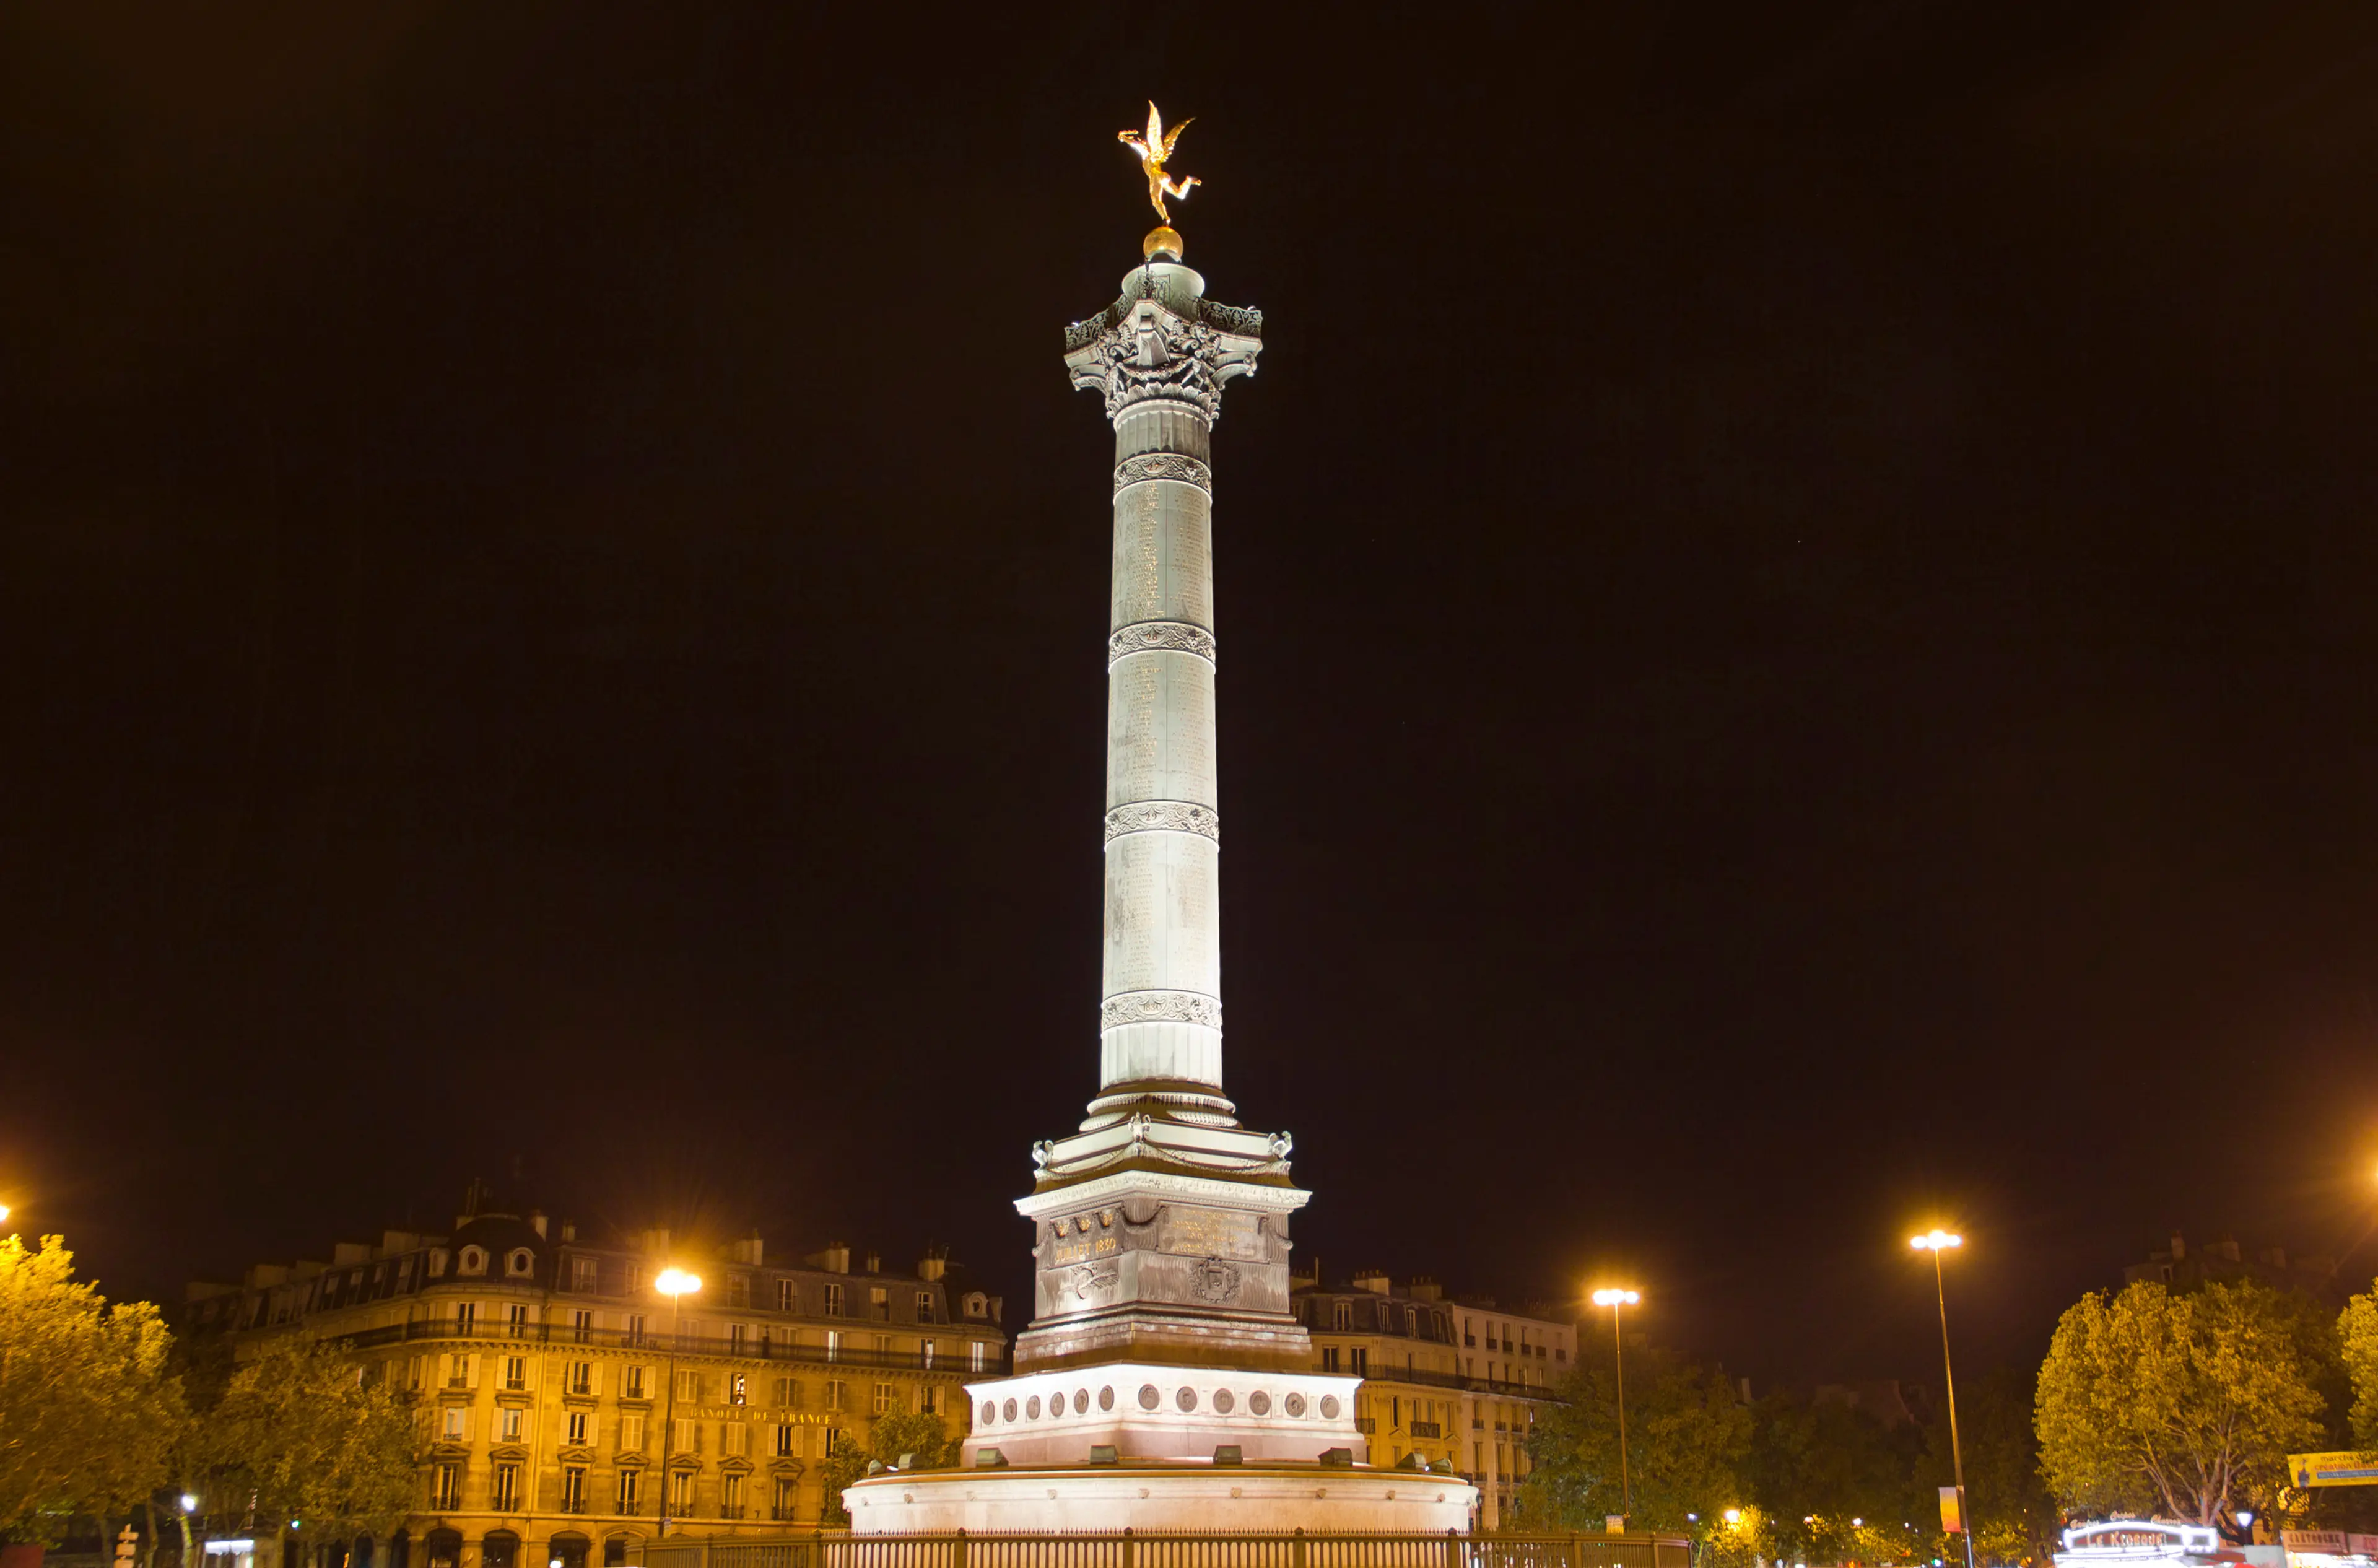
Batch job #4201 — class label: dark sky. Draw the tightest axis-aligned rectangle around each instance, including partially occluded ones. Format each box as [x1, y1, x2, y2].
[6, 1, 2378, 1390]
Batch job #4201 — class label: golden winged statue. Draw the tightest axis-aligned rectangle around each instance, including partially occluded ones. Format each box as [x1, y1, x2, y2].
[1119, 102, 1200, 223]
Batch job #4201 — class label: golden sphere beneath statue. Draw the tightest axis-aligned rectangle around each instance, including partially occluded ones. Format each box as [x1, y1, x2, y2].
[1143, 225, 1184, 263]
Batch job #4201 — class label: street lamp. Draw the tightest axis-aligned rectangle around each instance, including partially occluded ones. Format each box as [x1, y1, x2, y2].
[1910, 1230, 1975, 1568]
[1592, 1287, 1641, 1524]
[655, 1267, 702, 1538]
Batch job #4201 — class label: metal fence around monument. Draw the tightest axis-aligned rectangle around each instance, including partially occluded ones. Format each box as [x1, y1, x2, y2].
[635, 1533, 1689, 1568]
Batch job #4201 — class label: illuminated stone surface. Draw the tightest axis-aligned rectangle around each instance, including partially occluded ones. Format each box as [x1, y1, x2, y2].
[848, 246, 1476, 1533]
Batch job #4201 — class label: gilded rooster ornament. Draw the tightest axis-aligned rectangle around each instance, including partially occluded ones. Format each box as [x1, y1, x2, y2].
[1119, 102, 1200, 223]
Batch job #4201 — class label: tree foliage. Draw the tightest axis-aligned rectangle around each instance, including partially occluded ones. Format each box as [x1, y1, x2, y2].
[1523, 1346, 1751, 1535]
[818, 1411, 959, 1526]
[1744, 1391, 1940, 1566]
[2036, 1280, 2324, 1524]
[1937, 1367, 2058, 1567]
[0, 1235, 186, 1542]
[2340, 1286, 2378, 1450]
[192, 1337, 419, 1540]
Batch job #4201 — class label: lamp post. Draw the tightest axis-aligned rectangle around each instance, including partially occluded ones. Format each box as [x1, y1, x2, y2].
[1592, 1287, 1641, 1524]
[654, 1268, 702, 1538]
[1910, 1230, 1975, 1568]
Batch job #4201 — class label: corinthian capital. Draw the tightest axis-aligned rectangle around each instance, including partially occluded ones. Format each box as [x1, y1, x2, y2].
[1063, 263, 1262, 422]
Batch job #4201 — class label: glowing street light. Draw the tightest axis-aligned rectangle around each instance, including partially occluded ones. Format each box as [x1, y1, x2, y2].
[655, 1266, 702, 1538]
[1591, 1287, 1642, 1523]
[1723, 1510, 1742, 1527]
[1910, 1230, 1975, 1568]
[180, 1496, 197, 1513]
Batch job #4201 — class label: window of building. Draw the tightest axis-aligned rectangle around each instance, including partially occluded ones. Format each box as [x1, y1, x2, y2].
[728, 1324, 747, 1356]
[491, 1463, 520, 1512]
[616, 1470, 640, 1514]
[969, 1341, 986, 1374]
[568, 1361, 593, 1396]
[566, 1411, 589, 1445]
[776, 1279, 798, 1312]
[572, 1257, 599, 1293]
[872, 1382, 894, 1416]
[722, 1421, 747, 1457]
[774, 1375, 801, 1407]
[625, 1313, 647, 1346]
[772, 1476, 796, 1522]
[668, 1470, 692, 1514]
[921, 1339, 936, 1369]
[459, 1246, 487, 1276]
[503, 1356, 527, 1390]
[964, 1292, 986, 1319]
[670, 1418, 695, 1453]
[1406, 1307, 1419, 1335]
[620, 1414, 646, 1452]
[823, 1283, 844, 1317]
[572, 1309, 593, 1341]
[562, 1466, 586, 1514]
[407, 1356, 427, 1391]
[824, 1379, 847, 1411]
[433, 1463, 463, 1510]
[916, 1291, 936, 1323]
[730, 1372, 747, 1406]
[499, 1407, 524, 1443]
[1351, 1347, 1370, 1377]
[624, 1365, 648, 1400]
[824, 1330, 842, 1362]
[456, 1302, 478, 1331]
[1321, 1348, 1341, 1373]
[506, 1248, 534, 1279]
[825, 1427, 851, 1457]
[726, 1273, 750, 1307]
[1332, 1301, 1351, 1331]
[919, 1384, 939, 1414]
[869, 1286, 889, 1321]
[871, 1333, 892, 1357]
[775, 1423, 798, 1457]
[675, 1369, 701, 1402]
[440, 1406, 468, 1441]
[721, 1472, 745, 1519]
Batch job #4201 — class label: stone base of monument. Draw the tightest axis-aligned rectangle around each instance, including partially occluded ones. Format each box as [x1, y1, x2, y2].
[844, 1461, 1480, 1533]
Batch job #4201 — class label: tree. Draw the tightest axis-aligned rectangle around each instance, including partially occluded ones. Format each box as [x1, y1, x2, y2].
[0, 1235, 187, 1543]
[1934, 1367, 2057, 1567]
[818, 1411, 959, 1526]
[193, 1337, 419, 1542]
[2036, 1280, 2324, 1525]
[1522, 1346, 1752, 1536]
[1743, 1391, 1938, 1566]
[2340, 1286, 2378, 1450]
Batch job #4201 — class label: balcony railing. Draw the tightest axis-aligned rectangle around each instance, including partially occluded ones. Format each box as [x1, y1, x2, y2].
[1411, 1421, 1444, 1438]
[334, 1317, 1006, 1375]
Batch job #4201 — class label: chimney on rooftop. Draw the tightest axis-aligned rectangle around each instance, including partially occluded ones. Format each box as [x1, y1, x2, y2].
[919, 1247, 947, 1283]
[2170, 1231, 2187, 1261]
[866, 1251, 881, 1274]
[1353, 1269, 1392, 1295]
[529, 1210, 548, 1239]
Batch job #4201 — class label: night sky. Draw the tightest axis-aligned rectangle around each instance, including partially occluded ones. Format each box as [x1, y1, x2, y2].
[6, 2, 2378, 1392]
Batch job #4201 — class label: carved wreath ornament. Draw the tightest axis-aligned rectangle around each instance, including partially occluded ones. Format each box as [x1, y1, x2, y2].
[1103, 800, 1219, 845]
[1107, 621, 1216, 667]
[1113, 454, 1213, 494]
[1100, 990, 1222, 1030]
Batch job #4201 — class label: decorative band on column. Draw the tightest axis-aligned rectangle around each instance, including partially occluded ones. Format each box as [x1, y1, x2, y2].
[1107, 621, 1216, 668]
[1103, 801, 1219, 846]
[1100, 990, 1222, 1031]
[1113, 454, 1213, 495]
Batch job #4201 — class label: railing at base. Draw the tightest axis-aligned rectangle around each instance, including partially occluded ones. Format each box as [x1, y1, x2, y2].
[635, 1531, 1689, 1568]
